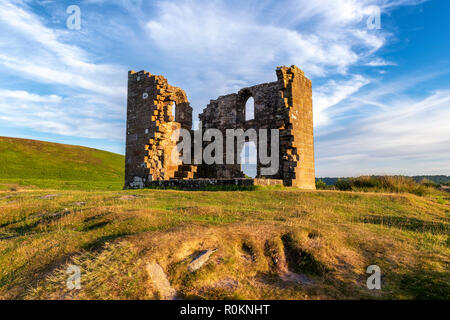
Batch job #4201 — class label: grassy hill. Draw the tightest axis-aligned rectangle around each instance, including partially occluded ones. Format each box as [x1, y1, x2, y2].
[0, 187, 449, 300]
[0, 136, 448, 300]
[0, 137, 124, 190]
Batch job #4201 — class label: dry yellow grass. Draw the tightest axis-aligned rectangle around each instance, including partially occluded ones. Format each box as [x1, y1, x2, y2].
[0, 187, 449, 300]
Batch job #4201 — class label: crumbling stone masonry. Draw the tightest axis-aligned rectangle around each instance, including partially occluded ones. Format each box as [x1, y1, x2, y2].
[125, 70, 194, 188]
[125, 66, 315, 189]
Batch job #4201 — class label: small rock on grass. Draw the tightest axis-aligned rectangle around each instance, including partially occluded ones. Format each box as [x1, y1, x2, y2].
[280, 271, 314, 285]
[188, 249, 218, 273]
[214, 278, 238, 290]
[119, 195, 139, 201]
[71, 202, 86, 206]
[146, 263, 177, 300]
[40, 194, 59, 199]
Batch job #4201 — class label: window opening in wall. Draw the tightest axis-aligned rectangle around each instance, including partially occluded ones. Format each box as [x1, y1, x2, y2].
[245, 97, 255, 121]
[240, 141, 257, 178]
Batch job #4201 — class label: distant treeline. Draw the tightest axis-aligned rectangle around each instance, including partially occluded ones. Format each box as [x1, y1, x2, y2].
[317, 175, 450, 186]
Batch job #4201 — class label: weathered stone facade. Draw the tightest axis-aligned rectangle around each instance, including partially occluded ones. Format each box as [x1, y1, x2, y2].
[125, 70, 194, 188]
[125, 66, 315, 189]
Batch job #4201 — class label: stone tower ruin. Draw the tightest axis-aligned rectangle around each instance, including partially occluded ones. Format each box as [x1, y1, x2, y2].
[125, 65, 315, 189]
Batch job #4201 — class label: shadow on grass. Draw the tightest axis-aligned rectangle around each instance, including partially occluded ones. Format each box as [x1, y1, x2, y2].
[81, 220, 111, 232]
[0, 250, 79, 298]
[359, 215, 448, 235]
[255, 270, 370, 300]
[396, 269, 450, 299]
[0, 218, 26, 229]
[10, 220, 40, 234]
[4, 210, 74, 236]
[80, 232, 133, 250]
[281, 232, 329, 276]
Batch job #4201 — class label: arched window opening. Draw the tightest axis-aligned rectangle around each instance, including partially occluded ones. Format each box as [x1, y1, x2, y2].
[245, 97, 254, 121]
[171, 102, 176, 119]
[240, 141, 257, 178]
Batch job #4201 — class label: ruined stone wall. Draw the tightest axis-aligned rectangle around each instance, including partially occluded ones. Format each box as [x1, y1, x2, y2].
[125, 65, 315, 189]
[277, 66, 315, 189]
[197, 81, 280, 179]
[198, 66, 315, 188]
[125, 70, 193, 188]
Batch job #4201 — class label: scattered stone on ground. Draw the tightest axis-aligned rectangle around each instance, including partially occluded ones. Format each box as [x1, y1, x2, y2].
[241, 253, 253, 262]
[71, 202, 86, 206]
[0, 195, 13, 200]
[40, 194, 59, 199]
[188, 249, 218, 273]
[146, 263, 177, 300]
[213, 278, 239, 291]
[280, 271, 314, 285]
[119, 195, 139, 201]
[129, 176, 145, 189]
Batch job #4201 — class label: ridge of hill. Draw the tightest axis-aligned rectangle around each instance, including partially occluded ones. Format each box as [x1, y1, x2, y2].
[0, 137, 124, 190]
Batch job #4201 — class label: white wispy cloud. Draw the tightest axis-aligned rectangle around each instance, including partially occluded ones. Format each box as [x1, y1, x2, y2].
[0, 89, 62, 103]
[313, 75, 371, 126]
[142, 0, 414, 126]
[0, 1, 125, 97]
[145, 0, 383, 79]
[0, 0, 126, 138]
[0, 89, 124, 139]
[316, 83, 450, 176]
[364, 58, 397, 66]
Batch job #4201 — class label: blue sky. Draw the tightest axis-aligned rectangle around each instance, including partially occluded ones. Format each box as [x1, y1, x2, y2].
[0, 0, 448, 177]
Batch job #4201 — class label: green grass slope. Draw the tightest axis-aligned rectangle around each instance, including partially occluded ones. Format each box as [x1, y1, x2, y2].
[0, 137, 124, 190]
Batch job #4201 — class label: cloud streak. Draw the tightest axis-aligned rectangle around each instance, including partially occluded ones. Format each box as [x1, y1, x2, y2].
[316, 82, 450, 176]
[0, 0, 126, 140]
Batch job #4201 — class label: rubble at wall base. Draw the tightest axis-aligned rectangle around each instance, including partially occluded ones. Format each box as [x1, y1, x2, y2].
[125, 178, 284, 190]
